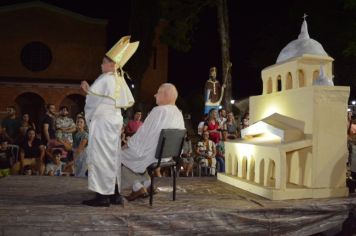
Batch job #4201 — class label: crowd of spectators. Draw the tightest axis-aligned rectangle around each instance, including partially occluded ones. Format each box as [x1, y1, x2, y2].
[0, 104, 249, 179]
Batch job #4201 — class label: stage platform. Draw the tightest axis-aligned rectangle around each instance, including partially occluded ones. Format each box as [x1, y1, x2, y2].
[0, 176, 355, 235]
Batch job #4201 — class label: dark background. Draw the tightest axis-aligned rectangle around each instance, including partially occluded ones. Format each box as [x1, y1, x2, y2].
[1, 0, 355, 102]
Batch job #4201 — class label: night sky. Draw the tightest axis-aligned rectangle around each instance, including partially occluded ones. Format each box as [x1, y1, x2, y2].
[1, 0, 354, 101]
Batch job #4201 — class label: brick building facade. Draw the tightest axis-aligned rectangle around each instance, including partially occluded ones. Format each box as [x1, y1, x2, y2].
[0, 1, 168, 125]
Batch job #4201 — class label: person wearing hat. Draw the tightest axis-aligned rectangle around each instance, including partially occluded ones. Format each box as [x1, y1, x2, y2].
[80, 36, 138, 207]
[204, 67, 225, 114]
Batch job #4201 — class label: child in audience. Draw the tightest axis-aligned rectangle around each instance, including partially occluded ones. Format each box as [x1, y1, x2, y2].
[45, 149, 64, 176]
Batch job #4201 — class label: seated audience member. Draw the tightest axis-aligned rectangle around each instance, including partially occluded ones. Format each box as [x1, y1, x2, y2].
[215, 130, 227, 173]
[65, 116, 88, 177]
[204, 108, 221, 144]
[196, 130, 217, 176]
[121, 83, 185, 201]
[0, 139, 13, 178]
[241, 112, 250, 129]
[45, 139, 73, 175]
[125, 110, 143, 136]
[180, 133, 194, 177]
[13, 128, 45, 175]
[45, 149, 64, 176]
[223, 111, 240, 139]
[18, 113, 36, 143]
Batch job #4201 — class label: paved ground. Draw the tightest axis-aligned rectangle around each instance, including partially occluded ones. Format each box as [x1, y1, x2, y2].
[0, 175, 355, 236]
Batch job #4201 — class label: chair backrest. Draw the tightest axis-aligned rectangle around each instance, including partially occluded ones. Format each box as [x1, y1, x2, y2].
[155, 129, 186, 159]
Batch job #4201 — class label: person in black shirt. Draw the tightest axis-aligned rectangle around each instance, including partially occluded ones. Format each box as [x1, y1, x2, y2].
[41, 104, 57, 146]
[13, 128, 45, 175]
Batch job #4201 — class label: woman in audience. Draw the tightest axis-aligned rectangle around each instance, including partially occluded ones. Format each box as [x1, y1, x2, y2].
[241, 112, 250, 129]
[180, 133, 194, 176]
[18, 113, 36, 144]
[223, 111, 239, 139]
[64, 116, 88, 177]
[14, 128, 45, 175]
[203, 108, 221, 144]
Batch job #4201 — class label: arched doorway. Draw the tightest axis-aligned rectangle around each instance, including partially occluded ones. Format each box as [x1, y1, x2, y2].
[60, 94, 85, 120]
[286, 72, 292, 90]
[15, 92, 45, 130]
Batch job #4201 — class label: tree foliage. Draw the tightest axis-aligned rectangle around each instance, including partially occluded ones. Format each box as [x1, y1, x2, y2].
[158, 0, 214, 52]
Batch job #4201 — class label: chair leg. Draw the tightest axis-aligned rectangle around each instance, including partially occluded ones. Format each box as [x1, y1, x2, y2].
[173, 166, 176, 201]
[150, 171, 154, 206]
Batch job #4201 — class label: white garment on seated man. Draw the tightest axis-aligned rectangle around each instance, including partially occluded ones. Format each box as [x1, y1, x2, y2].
[122, 104, 185, 174]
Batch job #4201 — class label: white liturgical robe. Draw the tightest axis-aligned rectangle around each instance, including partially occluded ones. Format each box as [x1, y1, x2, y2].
[122, 105, 185, 173]
[84, 72, 134, 195]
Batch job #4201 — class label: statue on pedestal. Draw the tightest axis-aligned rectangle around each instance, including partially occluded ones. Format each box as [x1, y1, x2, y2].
[204, 67, 225, 114]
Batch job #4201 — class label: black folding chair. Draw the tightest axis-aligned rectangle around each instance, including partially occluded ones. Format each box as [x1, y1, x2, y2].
[147, 129, 186, 206]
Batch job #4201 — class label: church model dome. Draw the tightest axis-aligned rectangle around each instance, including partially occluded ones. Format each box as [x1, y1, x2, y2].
[276, 19, 328, 63]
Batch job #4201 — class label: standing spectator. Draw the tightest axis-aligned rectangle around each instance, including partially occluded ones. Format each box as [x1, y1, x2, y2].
[1, 106, 21, 144]
[196, 130, 217, 176]
[55, 106, 76, 144]
[13, 128, 45, 175]
[41, 104, 57, 146]
[217, 108, 227, 128]
[204, 108, 221, 144]
[0, 139, 13, 178]
[125, 110, 143, 137]
[197, 114, 208, 137]
[223, 111, 240, 139]
[349, 117, 356, 181]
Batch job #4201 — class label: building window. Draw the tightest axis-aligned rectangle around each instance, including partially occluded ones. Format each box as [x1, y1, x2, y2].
[267, 78, 272, 94]
[298, 70, 305, 88]
[277, 75, 282, 91]
[21, 42, 52, 72]
[286, 72, 292, 90]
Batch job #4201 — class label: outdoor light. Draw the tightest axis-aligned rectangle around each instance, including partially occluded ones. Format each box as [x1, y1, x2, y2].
[131, 84, 135, 89]
[352, 100, 356, 105]
[348, 108, 352, 112]
[230, 99, 235, 104]
[218, 105, 223, 109]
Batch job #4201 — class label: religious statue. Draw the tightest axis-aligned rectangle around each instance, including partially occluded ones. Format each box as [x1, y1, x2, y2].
[204, 66, 225, 114]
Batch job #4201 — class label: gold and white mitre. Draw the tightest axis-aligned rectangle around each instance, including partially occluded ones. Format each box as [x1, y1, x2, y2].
[105, 35, 139, 109]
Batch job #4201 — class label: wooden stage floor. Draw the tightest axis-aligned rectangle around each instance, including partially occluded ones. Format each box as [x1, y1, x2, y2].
[0, 176, 355, 235]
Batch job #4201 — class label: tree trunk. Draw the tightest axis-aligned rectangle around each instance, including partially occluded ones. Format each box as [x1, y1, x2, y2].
[217, 0, 232, 111]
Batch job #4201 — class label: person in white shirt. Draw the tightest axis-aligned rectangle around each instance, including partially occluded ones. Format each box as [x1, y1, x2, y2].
[121, 83, 185, 201]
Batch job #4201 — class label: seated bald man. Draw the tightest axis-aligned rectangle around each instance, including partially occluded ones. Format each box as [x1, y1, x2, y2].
[121, 83, 185, 201]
